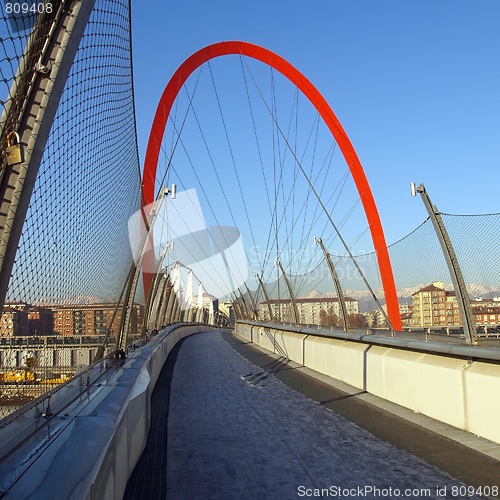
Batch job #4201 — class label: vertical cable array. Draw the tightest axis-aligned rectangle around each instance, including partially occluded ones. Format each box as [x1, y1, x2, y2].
[145, 45, 500, 342]
[146, 51, 385, 329]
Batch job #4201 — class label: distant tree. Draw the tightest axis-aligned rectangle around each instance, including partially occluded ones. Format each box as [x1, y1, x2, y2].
[319, 309, 328, 325]
[319, 307, 338, 326]
[348, 313, 365, 328]
[328, 307, 338, 326]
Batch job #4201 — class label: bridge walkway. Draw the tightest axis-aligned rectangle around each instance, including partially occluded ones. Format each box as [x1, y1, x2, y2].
[125, 330, 499, 499]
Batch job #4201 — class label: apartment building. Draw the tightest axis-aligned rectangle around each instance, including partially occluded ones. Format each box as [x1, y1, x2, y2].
[0, 306, 29, 337]
[0, 302, 144, 337]
[259, 296, 359, 325]
[411, 282, 461, 327]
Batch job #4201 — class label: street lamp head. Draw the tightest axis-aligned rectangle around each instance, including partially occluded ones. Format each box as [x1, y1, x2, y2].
[411, 182, 425, 197]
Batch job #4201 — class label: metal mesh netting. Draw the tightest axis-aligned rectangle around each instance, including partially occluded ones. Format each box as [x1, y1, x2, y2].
[0, 0, 141, 416]
[7, 1, 141, 306]
[254, 213, 499, 331]
[386, 219, 453, 298]
[441, 213, 500, 300]
[0, 2, 47, 133]
[251, 219, 452, 324]
[251, 222, 448, 328]
[330, 214, 497, 330]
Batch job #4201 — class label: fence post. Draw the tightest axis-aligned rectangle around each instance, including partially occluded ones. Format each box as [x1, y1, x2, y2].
[314, 237, 350, 332]
[412, 183, 477, 345]
[275, 260, 300, 326]
[255, 273, 274, 322]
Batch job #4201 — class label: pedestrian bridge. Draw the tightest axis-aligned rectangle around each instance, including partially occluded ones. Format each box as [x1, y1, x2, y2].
[1, 323, 499, 499]
[0, 2, 499, 498]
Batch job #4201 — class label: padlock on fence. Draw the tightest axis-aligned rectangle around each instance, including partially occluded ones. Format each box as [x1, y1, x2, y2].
[6, 131, 23, 166]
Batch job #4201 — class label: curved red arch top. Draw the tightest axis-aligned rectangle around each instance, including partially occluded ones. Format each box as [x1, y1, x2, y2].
[142, 41, 402, 331]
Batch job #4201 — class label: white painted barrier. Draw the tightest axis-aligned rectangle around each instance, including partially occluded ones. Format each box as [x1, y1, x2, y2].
[0, 323, 216, 500]
[235, 321, 500, 446]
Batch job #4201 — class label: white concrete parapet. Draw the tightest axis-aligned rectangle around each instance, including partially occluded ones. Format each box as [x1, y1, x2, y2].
[235, 321, 500, 446]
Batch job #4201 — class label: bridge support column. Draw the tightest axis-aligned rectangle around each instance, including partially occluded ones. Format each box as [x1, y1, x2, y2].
[195, 283, 203, 322]
[237, 287, 251, 319]
[149, 273, 168, 330]
[172, 296, 181, 323]
[165, 262, 180, 324]
[182, 269, 194, 322]
[144, 241, 173, 332]
[244, 283, 258, 320]
[230, 293, 241, 321]
[117, 187, 174, 353]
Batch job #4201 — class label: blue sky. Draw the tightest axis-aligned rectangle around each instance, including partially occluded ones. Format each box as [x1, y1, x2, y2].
[131, 0, 500, 246]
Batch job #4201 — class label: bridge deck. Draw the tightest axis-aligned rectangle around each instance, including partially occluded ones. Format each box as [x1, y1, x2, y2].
[125, 330, 499, 499]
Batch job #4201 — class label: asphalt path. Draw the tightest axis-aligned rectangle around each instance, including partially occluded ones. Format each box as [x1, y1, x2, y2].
[124, 329, 499, 499]
[157, 330, 495, 499]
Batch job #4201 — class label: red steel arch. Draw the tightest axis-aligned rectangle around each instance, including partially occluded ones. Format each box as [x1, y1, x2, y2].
[142, 41, 402, 330]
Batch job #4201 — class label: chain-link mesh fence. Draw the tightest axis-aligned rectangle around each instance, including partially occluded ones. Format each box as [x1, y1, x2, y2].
[253, 213, 499, 337]
[0, 1, 50, 137]
[441, 213, 500, 301]
[0, 0, 142, 418]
